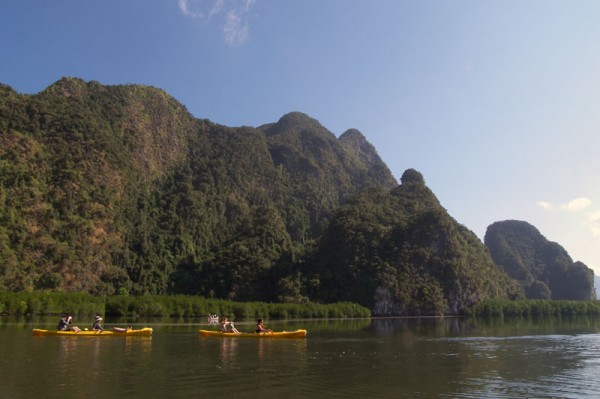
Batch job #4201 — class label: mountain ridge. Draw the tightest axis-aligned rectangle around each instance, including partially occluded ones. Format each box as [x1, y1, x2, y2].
[0, 77, 593, 314]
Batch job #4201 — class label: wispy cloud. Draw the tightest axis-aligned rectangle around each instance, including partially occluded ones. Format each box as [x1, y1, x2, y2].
[537, 197, 592, 212]
[561, 197, 592, 212]
[178, 0, 201, 18]
[178, 0, 256, 46]
[538, 197, 600, 238]
[536, 201, 553, 210]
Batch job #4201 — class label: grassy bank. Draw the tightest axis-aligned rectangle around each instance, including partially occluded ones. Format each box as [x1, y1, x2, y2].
[0, 291, 370, 319]
[464, 299, 600, 318]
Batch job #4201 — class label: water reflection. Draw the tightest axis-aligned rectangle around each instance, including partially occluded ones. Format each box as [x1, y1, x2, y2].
[6, 316, 600, 398]
[214, 335, 309, 374]
[439, 332, 600, 398]
[49, 333, 154, 396]
[288, 318, 371, 332]
[257, 336, 308, 359]
[124, 336, 153, 356]
[370, 317, 488, 338]
[257, 337, 266, 359]
[55, 336, 81, 380]
[218, 337, 239, 371]
[465, 314, 600, 336]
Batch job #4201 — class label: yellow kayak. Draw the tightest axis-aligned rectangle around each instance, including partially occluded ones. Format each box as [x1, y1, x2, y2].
[199, 329, 307, 339]
[32, 327, 153, 337]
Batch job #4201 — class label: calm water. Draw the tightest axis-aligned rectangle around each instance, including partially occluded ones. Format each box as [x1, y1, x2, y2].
[2, 316, 600, 398]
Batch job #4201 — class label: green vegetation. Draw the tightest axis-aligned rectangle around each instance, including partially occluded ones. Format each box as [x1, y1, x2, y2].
[485, 221, 595, 300]
[0, 79, 395, 303]
[0, 290, 370, 319]
[464, 299, 600, 317]
[105, 295, 370, 319]
[305, 169, 523, 316]
[0, 78, 590, 317]
[0, 291, 104, 315]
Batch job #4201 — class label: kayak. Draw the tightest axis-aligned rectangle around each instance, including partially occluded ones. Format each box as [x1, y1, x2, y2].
[199, 329, 307, 339]
[32, 327, 153, 337]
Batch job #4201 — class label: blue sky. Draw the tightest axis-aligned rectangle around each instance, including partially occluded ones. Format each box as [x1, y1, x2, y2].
[2, 0, 600, 273]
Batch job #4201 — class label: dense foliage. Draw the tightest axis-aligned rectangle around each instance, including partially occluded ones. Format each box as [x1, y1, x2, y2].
[304, 169, 523, 316]
[1, 78, 587, 316]
[484, 221, 595, 300]
[0, 290, 105, 316]
[465, 299, 600, 317]
[0, 290, 370, 318]
[0, 78, 396, 302]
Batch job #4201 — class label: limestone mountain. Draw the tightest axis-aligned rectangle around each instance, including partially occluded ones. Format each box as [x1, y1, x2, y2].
[305, 169, 523, 316]
[0, 78, 396, 300]
[2, 77, 562, 315]
[484, 220, 595, 300]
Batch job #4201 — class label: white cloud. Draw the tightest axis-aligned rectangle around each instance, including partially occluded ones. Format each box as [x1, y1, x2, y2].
[536, 197, 593, 212]
[178, 0, 203, 18]
[178, 0, 256, 45]
[586, 210, 600, 237]
[560, 197, 592, 212]
[536, 201, 553, 210]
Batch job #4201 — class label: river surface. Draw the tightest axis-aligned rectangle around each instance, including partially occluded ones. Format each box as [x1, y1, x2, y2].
[2, 316, 600, 398]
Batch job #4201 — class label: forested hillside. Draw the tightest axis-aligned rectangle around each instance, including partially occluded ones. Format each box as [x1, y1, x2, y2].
[0, 78, 395, 302]
[1, 77, 589, 316]
[485, 220, 595, 300]
[305, 169, 523, 315]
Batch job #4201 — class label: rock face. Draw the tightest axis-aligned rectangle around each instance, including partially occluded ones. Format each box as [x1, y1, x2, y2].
[484, 220, 595, 300]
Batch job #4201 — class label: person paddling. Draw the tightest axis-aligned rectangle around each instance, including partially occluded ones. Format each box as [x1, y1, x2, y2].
[57, 314, 81, 332]
[255, 319, 272, 333]
[92, 315, 129, 332]
[92, 315, 105, 331]
[219, 316, 239, 333]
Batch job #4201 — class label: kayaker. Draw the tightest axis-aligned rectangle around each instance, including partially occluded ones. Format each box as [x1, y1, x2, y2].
[92, 315, 129, 332]
[255, 319, 271, 333]
[219, 317, 240, 333]
[92, 315, 104, 331]
[57, 314, 81, 332]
